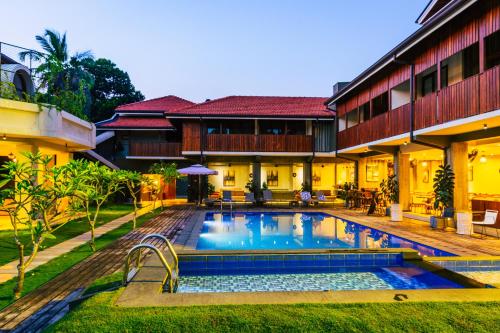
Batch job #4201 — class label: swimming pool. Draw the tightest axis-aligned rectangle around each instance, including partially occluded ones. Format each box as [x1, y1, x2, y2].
[196, 212, 454, 256]
[177, 253, 465, 293]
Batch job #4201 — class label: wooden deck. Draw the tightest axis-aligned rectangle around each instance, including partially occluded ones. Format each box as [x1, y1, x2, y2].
[0, 206, 196, 332]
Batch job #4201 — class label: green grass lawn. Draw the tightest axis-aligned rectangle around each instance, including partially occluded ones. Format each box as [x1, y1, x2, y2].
[46, 287, 500, 333]
[0, 208, 161, 310]
[0, 204, 133, 266]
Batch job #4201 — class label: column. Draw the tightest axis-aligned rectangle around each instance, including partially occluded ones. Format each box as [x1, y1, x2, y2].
[449, 142, 468, 211]
[394, 151, 410, 211]
[303, 161, 312, 190]
[252, 160, 261, 190]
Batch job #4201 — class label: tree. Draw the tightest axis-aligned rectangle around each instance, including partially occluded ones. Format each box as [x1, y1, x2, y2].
[80, 58, 144, 122]
[0, 153, 73, 299]
[148, 162, 180, 210]
[19, 29, 94, 118]
[63, 160, 123, 251]
[118, 170, 148, 229]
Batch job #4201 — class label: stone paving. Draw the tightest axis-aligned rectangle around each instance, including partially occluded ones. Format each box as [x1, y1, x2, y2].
[323, 208, 500, 257]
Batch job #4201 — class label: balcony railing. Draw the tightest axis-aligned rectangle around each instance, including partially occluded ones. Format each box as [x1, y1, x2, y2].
[129, 141, 182, 157]
[205, 134, 313, 152]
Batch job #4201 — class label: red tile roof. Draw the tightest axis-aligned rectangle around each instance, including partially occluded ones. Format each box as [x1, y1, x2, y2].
[167, 96, 333, 118]
[115, 95, 195, 113]
[99, 116, 174, 129]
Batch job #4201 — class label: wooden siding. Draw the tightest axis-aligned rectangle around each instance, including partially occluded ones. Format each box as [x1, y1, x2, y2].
[204, 134, 313, 152]
[182, 121, 201, 151]
[129, 142, 182, 157]
[335, 1, 499, 151]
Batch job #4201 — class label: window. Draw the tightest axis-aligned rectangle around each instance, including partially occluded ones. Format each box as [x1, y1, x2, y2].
[346, 109, 358, 128]
[285, 121, 306, 135]
[462, 43, 479, 79]
[371, 92, 388, 117]
[440, 43, 479, 88]
[421, 72, 436, 96]
[416, 65, 437, 98]
[338, 115, 346, 132]
[390, 80, 410, 109]
[259, 120, 285, 135]
[485, 30, 500, 70]
[205, 120, 221, 134]
[221, 120, 254, 134]
[359, 102, 370, 123]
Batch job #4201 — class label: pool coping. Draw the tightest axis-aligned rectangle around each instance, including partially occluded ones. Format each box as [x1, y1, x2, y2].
[116, 250, 490, 308]
[115, 288, 500, 307]
[175, 210, 460, 256]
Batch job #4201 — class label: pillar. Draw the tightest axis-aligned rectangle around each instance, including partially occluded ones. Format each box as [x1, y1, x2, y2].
[303, 161, 312, 190]
[252, 160, 261, 190]
[394, 151, 411, 211]
[448, 142, 468, 211]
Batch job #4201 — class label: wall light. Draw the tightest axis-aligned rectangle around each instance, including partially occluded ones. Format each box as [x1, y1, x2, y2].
[483, 123, 488, 130]
[403, 141, 408, 146]
[421, 161, 428, 167]
[480, 155, 487, 163]
[2, 134, 6, 140]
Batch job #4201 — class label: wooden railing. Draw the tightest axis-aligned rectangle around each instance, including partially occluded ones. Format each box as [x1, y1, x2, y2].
[129, 142, 182, 157]
[414, 92, 438, 130]
[205, 134, 313, 152]
[479, 66, 500, 114]
[439, 74, 479, 123]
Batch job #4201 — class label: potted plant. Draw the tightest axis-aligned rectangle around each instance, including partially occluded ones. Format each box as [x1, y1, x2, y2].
[379, 178, 391, 216]
[386, 175, 402, 221]
[431, 164, 455, 230]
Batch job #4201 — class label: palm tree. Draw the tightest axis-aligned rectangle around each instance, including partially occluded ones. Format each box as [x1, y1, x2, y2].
[19, 29, 94, 115]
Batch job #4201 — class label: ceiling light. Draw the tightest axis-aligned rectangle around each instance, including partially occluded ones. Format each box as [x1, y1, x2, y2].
[403, 141, 408, 146]
[2, 134, 6, 140]
[421, 161, 428, 167]
[483, 124, 488, 130]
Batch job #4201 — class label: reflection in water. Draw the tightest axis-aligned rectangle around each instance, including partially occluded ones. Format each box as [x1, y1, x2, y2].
[197, 212, 453, 256]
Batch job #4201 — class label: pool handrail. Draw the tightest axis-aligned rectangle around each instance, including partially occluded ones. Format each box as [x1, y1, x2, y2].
[139, 233, 179, 273]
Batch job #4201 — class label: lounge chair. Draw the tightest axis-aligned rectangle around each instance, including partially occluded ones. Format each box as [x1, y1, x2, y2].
[244, 192, 256, 205]
[472, 209, 499, 238]
[300, 191, 318, 206]
[220, 190, 233, 211]
[262, 190, 298, 206]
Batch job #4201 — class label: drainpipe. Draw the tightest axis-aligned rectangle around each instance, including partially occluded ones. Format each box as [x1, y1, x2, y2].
[393, 56, 446, 153]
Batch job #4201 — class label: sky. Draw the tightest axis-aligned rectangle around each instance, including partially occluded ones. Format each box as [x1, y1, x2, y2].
[2, 0, 428, 102]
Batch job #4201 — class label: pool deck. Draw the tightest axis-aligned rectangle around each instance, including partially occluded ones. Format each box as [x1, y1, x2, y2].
[175, 206, 500, 257]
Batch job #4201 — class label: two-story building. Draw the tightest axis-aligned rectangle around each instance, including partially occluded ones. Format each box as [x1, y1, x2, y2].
[327, 0, 499, 228]
[96, 95, 342, 199]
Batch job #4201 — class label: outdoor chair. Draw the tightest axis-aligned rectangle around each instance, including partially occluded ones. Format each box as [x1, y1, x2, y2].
[244, 192, 256, 205]
[472, 209, 499, 238]
[315, 190, 334, 206]
[221, 190, 233, 211]
[300, 191, 318, 207]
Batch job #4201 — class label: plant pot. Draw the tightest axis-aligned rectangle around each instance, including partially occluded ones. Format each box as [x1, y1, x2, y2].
[390, 203, 403, 222]
[444, 217, 456, 232]
[430, 216, 447, 230]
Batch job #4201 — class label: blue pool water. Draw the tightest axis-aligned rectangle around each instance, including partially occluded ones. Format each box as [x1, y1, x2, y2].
[196, 212, 454, 256]
[177, 253, 464, 292]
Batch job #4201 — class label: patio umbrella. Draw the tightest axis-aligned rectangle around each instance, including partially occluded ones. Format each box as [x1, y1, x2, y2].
[177, 164, 218, 205]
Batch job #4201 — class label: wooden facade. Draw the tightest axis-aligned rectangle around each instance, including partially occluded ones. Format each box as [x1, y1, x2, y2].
[336, 1, 500, 150]
[129, 142, 182, 157]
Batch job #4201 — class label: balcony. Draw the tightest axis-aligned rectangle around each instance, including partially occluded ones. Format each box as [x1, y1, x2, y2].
[205, 134, 313, 152]
[128, 141, 182, 157]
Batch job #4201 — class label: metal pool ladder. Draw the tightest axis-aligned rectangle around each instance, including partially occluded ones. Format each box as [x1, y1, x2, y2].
[123, 233, 179, 293]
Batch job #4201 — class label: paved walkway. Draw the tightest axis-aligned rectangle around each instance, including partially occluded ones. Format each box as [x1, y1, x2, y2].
[325, 208, 500, 257]
[0, 206, 195, 332]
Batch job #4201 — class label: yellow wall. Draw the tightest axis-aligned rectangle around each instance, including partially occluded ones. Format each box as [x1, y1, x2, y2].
[358, 158, 391, 190]
[262, 164, 294, 190]
[468, 155, 500, 194]
[335, 162, 355, 185]
[312, 163, 335, 192]
[409, 159, 440, 194]
[208, 163, 251, 192]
